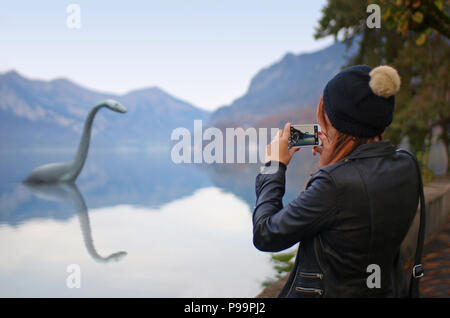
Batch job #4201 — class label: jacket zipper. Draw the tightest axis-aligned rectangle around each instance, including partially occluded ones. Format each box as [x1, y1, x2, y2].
[295, 286, 323, 296]
[299, 272, 323, 280]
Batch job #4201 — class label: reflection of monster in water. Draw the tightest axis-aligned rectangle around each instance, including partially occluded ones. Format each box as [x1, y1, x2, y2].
[23, 182, 127, 263]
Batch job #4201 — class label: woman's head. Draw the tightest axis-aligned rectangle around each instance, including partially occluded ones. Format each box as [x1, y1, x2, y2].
[316, 97, 371, 165]
[316, 65, 401, 166]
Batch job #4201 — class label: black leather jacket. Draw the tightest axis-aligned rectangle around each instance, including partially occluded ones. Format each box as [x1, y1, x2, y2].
[253, 141, 419, 297]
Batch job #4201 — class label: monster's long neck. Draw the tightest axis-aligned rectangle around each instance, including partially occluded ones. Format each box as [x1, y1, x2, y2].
[68, 105, 103, 181]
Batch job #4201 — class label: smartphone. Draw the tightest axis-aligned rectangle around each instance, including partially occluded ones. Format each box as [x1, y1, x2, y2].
[289, 124, 322, 148]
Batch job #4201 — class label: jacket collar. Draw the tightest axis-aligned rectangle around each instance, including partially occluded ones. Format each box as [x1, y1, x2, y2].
[345, 140, 396, 160]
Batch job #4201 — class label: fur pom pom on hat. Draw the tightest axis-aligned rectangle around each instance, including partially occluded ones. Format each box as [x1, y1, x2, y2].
[323, 65, 401, 138]
[369, 65, 401, 98]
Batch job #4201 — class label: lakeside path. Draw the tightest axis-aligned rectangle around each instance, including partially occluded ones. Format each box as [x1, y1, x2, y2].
[420, 212, 450, 297]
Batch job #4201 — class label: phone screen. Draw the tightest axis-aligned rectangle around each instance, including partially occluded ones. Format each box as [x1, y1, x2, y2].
[289, 124, 320, 148]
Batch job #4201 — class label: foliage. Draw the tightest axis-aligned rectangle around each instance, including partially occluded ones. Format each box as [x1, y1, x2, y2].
[262, 250, 296, 288]
[315, 0, 450, 175]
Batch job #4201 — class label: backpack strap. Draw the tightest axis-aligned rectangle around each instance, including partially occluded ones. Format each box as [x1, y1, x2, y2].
[397, 149, 426, 298]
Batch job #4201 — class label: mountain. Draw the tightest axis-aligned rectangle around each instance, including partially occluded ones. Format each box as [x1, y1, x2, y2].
[209, 41, 358, 128]
[0, 71, 209, 150]
[0, 40, 357, 151]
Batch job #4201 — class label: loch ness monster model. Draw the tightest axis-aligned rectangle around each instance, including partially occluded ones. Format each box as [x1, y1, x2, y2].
[25, 100, 127, 183]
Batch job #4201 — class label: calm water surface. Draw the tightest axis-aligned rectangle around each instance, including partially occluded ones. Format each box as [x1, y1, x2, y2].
[0, 150, 311, 297]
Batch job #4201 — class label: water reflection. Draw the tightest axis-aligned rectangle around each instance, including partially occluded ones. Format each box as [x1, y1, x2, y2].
[23, 181, 127, 263]
[0, 150, 316, 297]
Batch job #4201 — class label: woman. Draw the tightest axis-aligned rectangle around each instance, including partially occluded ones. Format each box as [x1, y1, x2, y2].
[253, 65, 422, 297]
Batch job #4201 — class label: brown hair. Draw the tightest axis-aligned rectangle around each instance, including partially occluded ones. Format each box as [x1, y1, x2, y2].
[316, 97, 374, 166]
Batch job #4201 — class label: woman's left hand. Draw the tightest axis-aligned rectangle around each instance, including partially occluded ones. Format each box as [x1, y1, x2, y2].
[312, 130, 332, 168]
[265, 122, 300, 166]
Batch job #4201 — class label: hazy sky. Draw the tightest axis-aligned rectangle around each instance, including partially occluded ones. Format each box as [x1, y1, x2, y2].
[0, 1, 333, 111]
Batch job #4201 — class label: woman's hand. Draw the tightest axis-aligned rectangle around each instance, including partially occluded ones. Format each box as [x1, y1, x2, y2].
[265, 122, 300, 166]
[312, 131, 332, 168]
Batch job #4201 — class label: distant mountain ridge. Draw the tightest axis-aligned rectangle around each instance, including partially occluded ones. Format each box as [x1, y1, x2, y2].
[0, 40, 357, 151]
[0, 70, 209, 150]
[209, 41, 357, 128]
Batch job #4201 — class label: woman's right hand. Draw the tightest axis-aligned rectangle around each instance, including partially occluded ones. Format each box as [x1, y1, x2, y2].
[265, 123, 300, 166]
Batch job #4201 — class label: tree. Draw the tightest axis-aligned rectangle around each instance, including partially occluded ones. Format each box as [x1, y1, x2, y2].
[315, 0, 450, 177]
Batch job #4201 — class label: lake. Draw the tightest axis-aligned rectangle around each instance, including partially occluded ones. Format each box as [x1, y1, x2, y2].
[0, 149, 315, 297]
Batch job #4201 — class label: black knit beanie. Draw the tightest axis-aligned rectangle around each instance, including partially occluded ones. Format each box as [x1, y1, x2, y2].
[323, 65, 401, 138]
